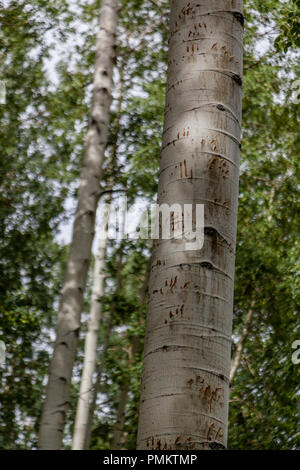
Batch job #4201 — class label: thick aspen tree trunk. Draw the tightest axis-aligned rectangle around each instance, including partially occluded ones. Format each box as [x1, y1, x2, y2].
[38, 0, 119, 450]
[137, 0, 243, 450]
[72, 194, 112, 450]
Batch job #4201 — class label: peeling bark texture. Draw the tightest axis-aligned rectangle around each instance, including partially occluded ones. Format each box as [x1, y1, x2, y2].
[137, 0, 243, 451]
[38, 0, 119, 450]
[72, 194, 112, 450]
[230, 308, 254, 385]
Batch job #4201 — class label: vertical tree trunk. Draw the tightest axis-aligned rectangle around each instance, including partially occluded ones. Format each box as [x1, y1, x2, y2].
[230, 307, 254, 385]
[137, 0, 243, 450]
[84, 311, 115, 449]
[72, 59, 125, 451]
[113, 257, 151, 449]
[112, 386, 130, 450]
[38, 0, 119, 450]
[72, 193, 112, 450]
[112, 338, 137, 450]
[84, 244, 125, 449]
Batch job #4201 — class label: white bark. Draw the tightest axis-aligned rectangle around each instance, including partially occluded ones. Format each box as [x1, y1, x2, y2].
[38, 0, 119, 450]
[84, 315, 114, 449]
[72, 57, 124, 450]
[72, 196, 112, 450]
[137, 0, 243, 450]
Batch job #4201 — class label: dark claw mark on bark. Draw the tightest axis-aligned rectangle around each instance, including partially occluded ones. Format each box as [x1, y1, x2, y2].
[209, 442, 226, 450]
[91, 117, 102, 136]
[218, 373, 229, 384]
[232, 73, 243, 86]
[74, 327, 80, 338]
[233, 12, 245, 27]
[204, 227, 218, 237]
[232, 74, 243, 86]
[200, 262, 213, 270]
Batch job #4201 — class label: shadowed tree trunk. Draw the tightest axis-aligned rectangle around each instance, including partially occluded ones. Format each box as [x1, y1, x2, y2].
[38, 0, 119, 450]
[230, 304, 254, 384]
[112, 258, 151, 449]
[137, 0, 243, 450]
[84, 242, 125, 449]
[112, 337, 138, 450]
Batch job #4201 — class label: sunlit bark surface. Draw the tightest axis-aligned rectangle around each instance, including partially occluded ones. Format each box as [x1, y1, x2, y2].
[137, 0, 243, 451]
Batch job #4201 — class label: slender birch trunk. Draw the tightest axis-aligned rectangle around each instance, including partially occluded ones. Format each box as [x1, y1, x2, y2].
[84, 243, 125, 449]
[137, 0, 243, 450]
[38, 0, 119, 450]
[84, 315, 114, 449]
[230, 307, 254, 384]
[72, 58, 124, 450]
[72, 193, 112, 450]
